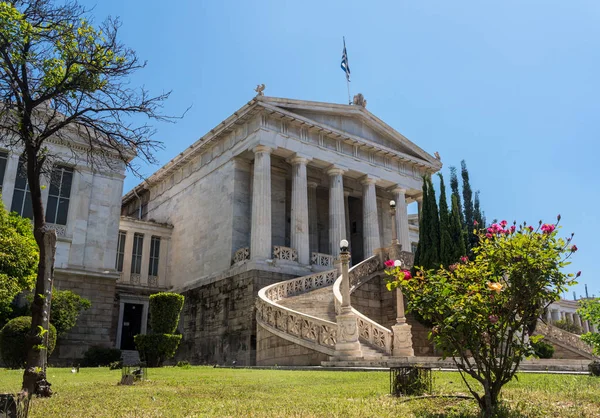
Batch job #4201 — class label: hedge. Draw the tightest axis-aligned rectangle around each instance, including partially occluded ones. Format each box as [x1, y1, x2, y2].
[149, 292, 184, 334]
[82, 346, 122, 367]
[134, 334, 182, 367]
[0, 316, 56, 369]
[532, 339, 555, 359]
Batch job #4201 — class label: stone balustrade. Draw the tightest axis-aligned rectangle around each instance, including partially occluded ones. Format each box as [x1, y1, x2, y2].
[311, 252, 334, 267]
[232, 247, 250, 264]
[46, 223, 67, 238]
[273, 246, 298, 262]
[333, 255, 393, 355]
[536, 321, 597, 359]
[256, 269, 339, 355]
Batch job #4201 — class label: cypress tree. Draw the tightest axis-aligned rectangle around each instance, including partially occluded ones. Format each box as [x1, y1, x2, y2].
[461, 160, 476, 251]
[474, 191, 485, 228]
[437, 173, 453, 267]
[449, 194, 466, 262]
[413, 177, 429, 268]
[421, 176, 441, 269]
[449, 166, 464, 225]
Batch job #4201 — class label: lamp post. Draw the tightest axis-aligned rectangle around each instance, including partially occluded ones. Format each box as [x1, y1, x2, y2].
[391, 258, 415, 357]
[334, 239, 362, 359]
[390, 200, 399, 245]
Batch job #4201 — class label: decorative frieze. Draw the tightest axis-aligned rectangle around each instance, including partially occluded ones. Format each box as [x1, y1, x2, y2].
[130, 274, 141, 285]
[148, 275, 158, 287]
[311, 252, 334, 267]
[46, 223, 67, 238]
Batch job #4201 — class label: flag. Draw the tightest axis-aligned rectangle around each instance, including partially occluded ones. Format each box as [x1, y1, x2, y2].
[341, 38, 350, 82]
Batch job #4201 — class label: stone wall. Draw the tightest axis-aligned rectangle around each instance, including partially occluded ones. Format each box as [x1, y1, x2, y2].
[256, 326, 329, 366]
[176, 269, 296, 366]
[51, 271, 118, 365]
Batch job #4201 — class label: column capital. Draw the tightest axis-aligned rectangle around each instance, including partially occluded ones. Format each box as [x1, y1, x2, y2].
[360, 175, 379, 186]
[307, 181, 319, 189]
[326, 166, 346, 177]
[288, 155, 310, 166]
[253, 144, 273, 154]
[390, 186, 408, 194]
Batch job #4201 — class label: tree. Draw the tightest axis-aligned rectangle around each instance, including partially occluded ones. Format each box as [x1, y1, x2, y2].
[578, 297, 600, 355]
[386, 216, 578, 416]
[48, 289, 90, 336]
[0, 0, 173, 396]
[412, 177, 428, 268]
[461, 160, 476, 251]
[474, 190, 485, 228]
[0, 197, 38, 326]
[449, 166, 463, 225]
[437, 173, 452, 267]
[448, 194, 466, 263]
[422, 176, 440, 269]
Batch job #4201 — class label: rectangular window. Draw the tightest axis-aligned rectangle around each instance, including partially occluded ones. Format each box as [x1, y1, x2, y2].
[10, 158, 33, 219]
[45, 166, 73, 225]
[148, 236, 161, 277]
[115, 231, 126, 272]
[131, 233, 144, 274]
[0, 151, 8, 191]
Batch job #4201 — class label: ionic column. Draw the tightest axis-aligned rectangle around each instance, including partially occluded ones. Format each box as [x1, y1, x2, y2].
[290, 156, 310, 265]
[121, 231, 135, 283]
[344, 191, 351, 253]
[250, 145, 272, 260]
[416, 195, 423, 222]
[582, 320, 590, 333]
[574, 313, 582, 329]
[307, 182, 319, 255]
[139, 234, 152, 285]
[328, 168, 346, 258]
[392, 187, 411, 252]
[362, 176, 381, 257]
[551, 309, 559, 322]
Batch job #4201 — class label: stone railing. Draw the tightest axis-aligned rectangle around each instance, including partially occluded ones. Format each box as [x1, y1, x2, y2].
[232, 247, 250, 264]
[148, 275, 159, 287]
[257, 269, 339, 355]
[333, 255, 393, 355]
[311, 252, 334, 267]
[273, 246, 298, 262]
[536, 321, 597, 359]
[46, 223, 67, 237]
[130, 273, 141, 285]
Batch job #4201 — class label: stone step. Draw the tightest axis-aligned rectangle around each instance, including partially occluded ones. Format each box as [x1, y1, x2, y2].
[278, 286, 337, 322]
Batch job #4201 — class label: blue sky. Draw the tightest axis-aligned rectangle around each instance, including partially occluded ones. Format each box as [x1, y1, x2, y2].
[81, 0, 599, 297]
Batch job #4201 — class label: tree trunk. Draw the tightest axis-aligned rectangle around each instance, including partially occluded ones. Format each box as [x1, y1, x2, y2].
[22, 229, 56, 397]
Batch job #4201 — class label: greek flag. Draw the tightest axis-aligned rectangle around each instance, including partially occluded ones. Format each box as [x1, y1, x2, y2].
[341, 38, 350, 82]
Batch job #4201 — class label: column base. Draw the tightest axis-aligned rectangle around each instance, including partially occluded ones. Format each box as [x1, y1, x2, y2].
[392, 323, 415, 357]
[334, 312, 363, 358]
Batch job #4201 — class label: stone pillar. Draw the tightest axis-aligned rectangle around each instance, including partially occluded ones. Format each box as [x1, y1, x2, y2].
[334, 244, 362, 358]
[361, 176, 381, 257]
[545, 309, 552, 323]
[392, 188, 411, 252]
[392, 284, 414, 357]
[139, 234, 152, 286]
[550, 309, 559, 322]
[574, 313, 582, 329]
[121, 231, 135, 283]
[250, 145, 272, 260]
[1, 153, 19, 209]
[582, 320, 590, 333]
[344, 191, 351, 253]
[416, 195, 423, 222]
[328, 168, 346, 258]
[290, 156, 310, 265]
[307, 182, 319, 255]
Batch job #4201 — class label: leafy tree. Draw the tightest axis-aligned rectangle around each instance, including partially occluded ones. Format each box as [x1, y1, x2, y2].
[0, 0, 173, 395]
[386, 216, 578, 416]
[437, 173, 452, 267]
[448, 194, 466, 263]
[49, 289, 91, 336]
[578, 297, 600, 355]
[0, 197, 38, 326]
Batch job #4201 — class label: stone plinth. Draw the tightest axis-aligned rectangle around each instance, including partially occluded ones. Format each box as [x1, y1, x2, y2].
[333, 311, 362, 358]
[392, 323, 415, 357]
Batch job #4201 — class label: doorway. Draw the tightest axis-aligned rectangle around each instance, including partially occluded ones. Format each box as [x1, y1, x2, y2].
[348, 196, 364, 265]
[120, 303, 144, 350]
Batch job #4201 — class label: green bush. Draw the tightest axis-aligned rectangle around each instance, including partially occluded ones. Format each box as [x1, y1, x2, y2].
[82, 346, 122, 367]
[553, 319, 582, 335]
[176, 360, 190, 368]
[50, 289, 91, 336]
[134, 334, 182, 367]
[531, 339, 555, 359]
[149, 292, 184, 334]
[0, 316, 56, 369]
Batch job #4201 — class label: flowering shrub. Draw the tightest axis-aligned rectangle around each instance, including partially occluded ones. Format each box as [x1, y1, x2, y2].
[578, 297, 600, 356]
[385, 216, 578, 416]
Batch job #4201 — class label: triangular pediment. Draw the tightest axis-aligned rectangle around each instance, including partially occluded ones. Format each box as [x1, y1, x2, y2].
[258, 97, 439, 168]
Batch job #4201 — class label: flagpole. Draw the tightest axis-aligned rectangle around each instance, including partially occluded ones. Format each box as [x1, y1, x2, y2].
[344, 37, 351, 105]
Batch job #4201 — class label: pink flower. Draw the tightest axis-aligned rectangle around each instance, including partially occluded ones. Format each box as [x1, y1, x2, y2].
[402, 270, 412, 280]
[460, 256, 468, 263]
[576, 271, 581, 278]
[486, 233, 493, 239]
[541, 224, 555, 234]
[528, 226, 534, 232]
[571, 245, 578, 252]
[500, 220, 507, 227]
[474, 220, 479, 226]
[449, 264, 458, 272]
[384, 259, 394, 268]
[510, 225, 516, 234]
[489, 315, 499, 324]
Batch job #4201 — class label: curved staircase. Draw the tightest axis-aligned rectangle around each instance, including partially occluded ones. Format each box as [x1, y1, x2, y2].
[256, 255, 395, 365]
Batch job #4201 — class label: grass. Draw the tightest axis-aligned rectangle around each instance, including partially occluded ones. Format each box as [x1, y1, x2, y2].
[0, 367, 598, 417]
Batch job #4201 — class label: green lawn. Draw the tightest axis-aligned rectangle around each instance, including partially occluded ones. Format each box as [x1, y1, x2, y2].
[0, 367, 598, 417]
